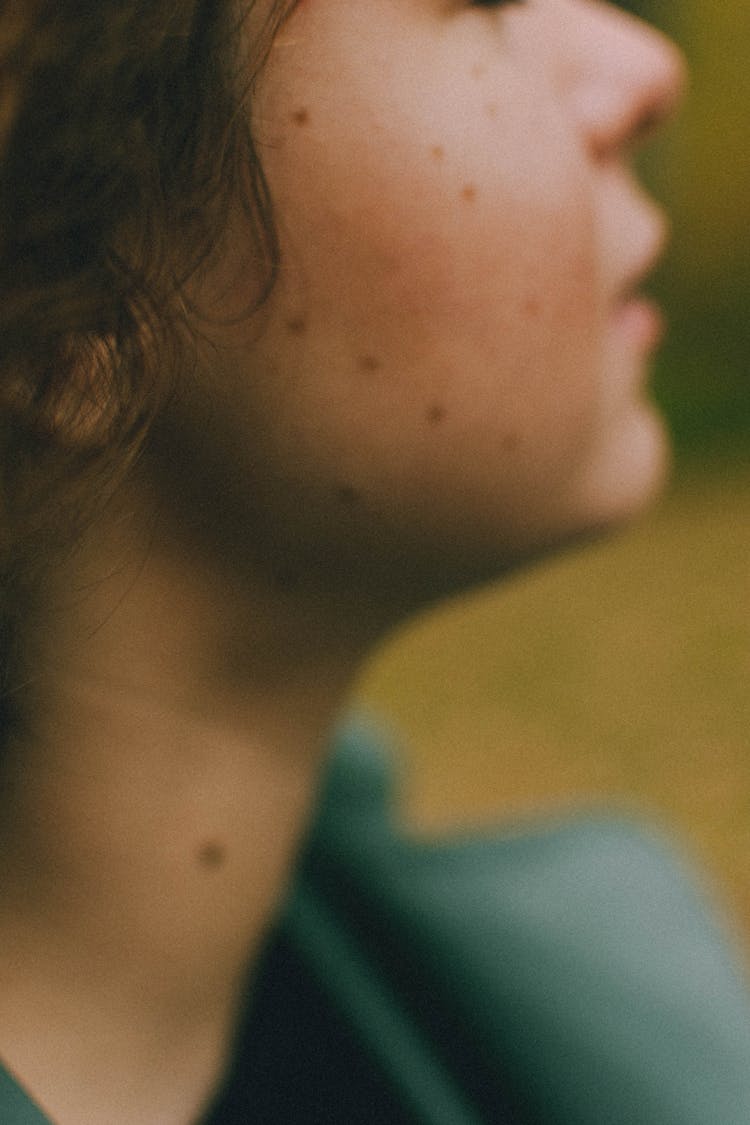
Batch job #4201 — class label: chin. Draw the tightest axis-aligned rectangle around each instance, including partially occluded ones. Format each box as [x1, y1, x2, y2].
[580, 407, 671, 533]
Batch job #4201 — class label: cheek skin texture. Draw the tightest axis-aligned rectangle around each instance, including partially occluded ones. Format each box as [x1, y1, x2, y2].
[180, 0, 670, 602]
[252, 17, 600, 492]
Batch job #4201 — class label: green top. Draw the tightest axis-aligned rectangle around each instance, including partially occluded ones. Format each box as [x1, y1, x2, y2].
[4, 718, 750, 1123]
[0, 1068, 51, 1125]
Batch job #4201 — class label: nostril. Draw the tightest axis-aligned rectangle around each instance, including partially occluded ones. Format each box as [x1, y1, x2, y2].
[632, 107, 668, 148]
[572, 10, 688, 163]
[582, 49, 687, 163]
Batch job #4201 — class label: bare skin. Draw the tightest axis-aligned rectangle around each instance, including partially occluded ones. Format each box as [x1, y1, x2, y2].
[0, 496, 365, 1124]
[0, 1, 685, 1122]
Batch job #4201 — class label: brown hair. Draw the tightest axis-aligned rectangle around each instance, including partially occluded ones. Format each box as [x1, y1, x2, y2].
[0, 0, 294, 733]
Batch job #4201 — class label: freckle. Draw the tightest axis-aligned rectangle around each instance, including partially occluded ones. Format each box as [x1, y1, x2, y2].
[358, 355, 382, 373]
[291, 107, 310, 126]
[485, 102, 499, 120]
[430, 145, 445, 162]
[461, 184, 477, 203]
[471, 63, 487, 80]
[523, 297, 540, 317]
[502, 432, 520, 452]
[336, 484, 361, 505]
[426, 403, 447, 425]
[287, 316, 307, 335]
[197, 841, 226, 869]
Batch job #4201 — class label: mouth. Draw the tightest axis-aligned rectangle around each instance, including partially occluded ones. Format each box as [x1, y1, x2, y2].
[612, 292, 665, 352]
[612, 213, 669, 351]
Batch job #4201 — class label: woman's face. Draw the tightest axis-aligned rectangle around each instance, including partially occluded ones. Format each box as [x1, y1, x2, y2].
[182, 0, 685, 607]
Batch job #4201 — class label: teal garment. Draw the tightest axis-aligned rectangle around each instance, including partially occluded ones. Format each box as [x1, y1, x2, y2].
[4, 718, 750, 1123]
[282, 720, 750, 1123]
[0, 1065, 51, 1125]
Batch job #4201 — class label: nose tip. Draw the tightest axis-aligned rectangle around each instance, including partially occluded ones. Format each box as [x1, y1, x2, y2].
[573, 11, 688, 160]
[628, 34, 688, 145]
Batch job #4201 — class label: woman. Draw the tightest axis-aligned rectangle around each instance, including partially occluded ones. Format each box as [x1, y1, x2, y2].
[1, 2, 749, 1123]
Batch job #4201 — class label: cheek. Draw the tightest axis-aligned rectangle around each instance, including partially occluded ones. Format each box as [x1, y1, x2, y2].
[258, 12, 600, 380]
[271, 119, 597, 364]
[254, 204, 603, 546]
[253, 38, 605, 507]
[291, 167, 602, 483]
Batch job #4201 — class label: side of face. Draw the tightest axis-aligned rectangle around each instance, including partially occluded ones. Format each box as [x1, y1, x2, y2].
[169, 0, 685, 610]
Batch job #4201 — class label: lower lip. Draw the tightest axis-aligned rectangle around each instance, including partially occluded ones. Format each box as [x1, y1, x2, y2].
[612, 296, 666, 351]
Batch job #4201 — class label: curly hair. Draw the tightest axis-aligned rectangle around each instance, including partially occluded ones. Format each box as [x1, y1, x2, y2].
[0, 0, 296, 733]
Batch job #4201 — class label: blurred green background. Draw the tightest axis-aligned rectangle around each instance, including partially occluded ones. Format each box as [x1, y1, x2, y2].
[355, 1, 750, 944]
[630, 0, 750, 454]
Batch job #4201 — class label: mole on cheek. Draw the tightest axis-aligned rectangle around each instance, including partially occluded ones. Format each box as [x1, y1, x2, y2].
[336, 485, 361, 505]
[286, 316, 307, 336]
[291, 107, 310, 127]
[430, 145, 445, 162]
[426, 403, 447, 426]
[197, 841, 227, 869]
[485, 102, 499, 120]
[461, 184, 478, 203]
[358, 355, 382, 374]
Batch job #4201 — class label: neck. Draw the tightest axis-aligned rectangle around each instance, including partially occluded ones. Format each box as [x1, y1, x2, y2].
[0, 491, 373, 1124]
